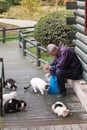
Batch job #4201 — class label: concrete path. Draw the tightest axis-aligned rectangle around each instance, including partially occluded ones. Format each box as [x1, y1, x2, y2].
[0, 18, 37, 27]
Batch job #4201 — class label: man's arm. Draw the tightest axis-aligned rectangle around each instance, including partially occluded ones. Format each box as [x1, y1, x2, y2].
[56, 50, 68, 69]
[49, 58, 57, 71]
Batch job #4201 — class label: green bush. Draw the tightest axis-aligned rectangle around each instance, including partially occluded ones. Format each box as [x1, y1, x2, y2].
[6, 0, 21, 6]
[59, 0, 64, 5]
[34, 12, 72, 47]
[0, 0, 9, 13]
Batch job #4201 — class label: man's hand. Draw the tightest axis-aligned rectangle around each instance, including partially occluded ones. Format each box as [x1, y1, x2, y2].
[44, 64, 51, 70]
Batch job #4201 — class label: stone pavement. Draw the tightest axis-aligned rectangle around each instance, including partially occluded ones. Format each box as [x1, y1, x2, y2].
[0, 18, 37, 27]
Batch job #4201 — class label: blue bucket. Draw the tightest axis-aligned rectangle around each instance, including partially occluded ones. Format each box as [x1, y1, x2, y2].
[48, 76, 60, 94]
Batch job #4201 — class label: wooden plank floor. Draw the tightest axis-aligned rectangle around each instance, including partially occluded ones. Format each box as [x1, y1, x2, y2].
[0, 124, 87, 130]
[0, 41, 87, 128]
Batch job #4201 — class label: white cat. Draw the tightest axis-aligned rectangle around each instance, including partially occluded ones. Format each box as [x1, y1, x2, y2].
[52, 101, 70, 117]
[3, 91, 17, 106]
[24, 78, 49, 95]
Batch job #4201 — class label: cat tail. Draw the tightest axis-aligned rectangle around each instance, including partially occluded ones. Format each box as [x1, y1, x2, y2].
[24, 84, 31, 89]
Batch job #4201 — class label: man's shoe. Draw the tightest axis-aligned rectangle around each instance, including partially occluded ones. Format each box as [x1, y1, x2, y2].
[57, 92, 66, 98]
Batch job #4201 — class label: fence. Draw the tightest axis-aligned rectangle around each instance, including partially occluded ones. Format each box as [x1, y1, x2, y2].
[0, 25, 48, 66]
[0, 26, 35, 44]
[0, 58, 5, 116]
[19, 29, 48, 67]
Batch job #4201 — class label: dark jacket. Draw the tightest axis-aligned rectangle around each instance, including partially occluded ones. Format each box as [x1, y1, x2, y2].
[50, 44, 82, 72]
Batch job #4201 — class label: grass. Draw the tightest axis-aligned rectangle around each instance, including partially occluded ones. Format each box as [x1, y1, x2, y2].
[0, 33, 18, 42]
[28, 46, 53, 63]
[0, 23, 19, 42]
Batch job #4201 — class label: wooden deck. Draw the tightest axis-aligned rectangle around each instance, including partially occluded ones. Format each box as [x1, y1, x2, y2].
[0, 124, 87, 130]
[0, 41, 87, 129]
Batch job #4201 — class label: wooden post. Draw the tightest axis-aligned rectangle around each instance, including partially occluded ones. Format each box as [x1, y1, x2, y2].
[23, 39, 26, 56]
[85, 0, 87, 34]
[0, 78, 3, 116]
[0, 58, 5, 87]
[37, 43, 41, 67]
[19, 31, 22, 48]
[2, 27, 6, 44]
[0, 58, 4, 116]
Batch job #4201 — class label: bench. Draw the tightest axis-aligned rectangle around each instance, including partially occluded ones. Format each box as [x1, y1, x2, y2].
[0, 58, 5, 116]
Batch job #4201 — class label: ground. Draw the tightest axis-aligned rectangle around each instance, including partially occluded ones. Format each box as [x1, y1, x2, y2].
[0, 41, 87, 129]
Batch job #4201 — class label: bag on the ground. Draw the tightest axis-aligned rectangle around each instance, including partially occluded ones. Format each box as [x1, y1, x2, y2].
[48, 76, 60, 94]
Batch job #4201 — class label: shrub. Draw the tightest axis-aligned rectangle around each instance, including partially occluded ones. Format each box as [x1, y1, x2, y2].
[34, 12, 72, 47]
[0, 0, 9, 14]
[6, 0, 21, 6]
[21, 0, 39, 12]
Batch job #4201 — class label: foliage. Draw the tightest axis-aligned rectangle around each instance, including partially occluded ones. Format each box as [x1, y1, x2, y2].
[59, 0, 63, 5]
[34, 12, 73, 47]
[2, 4, 73, 21]
[0, 0, 21, 14]
[21, 0, 39, 12]
[0, 0, 9, 13]
[6, 0, 21, 6]
[51, 0, 75, 5]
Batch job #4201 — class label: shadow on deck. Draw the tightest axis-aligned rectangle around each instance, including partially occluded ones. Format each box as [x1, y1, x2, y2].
[0, 41, 87, 128]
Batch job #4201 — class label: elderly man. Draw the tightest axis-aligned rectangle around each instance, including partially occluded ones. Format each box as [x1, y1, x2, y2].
[44, 44, 82, 97]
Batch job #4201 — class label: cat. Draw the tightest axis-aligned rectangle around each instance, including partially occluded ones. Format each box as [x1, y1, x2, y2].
[3, 91, 17, 106]
[24, 78, 49, 95]
[5, 79, 17, 91]
[52, 101, 70, 117]
[4, 99, 27, 114]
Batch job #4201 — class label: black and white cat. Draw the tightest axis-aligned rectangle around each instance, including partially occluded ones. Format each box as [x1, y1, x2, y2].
[5, 79, 17, 91]
[52, 101, 70, 117]
[24, 78, 49, 95]
[4, 99, 27, 113]
[3, 91, 17, 106]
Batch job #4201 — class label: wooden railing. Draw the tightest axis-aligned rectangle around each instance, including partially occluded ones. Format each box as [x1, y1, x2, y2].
[0, 26, 48, 67]
[0, 26, 35, 44]
[0, 58, 5, 116]
[19, 29, 47, 67]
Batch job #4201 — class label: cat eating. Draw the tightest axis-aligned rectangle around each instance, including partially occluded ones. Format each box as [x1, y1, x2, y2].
[24, 78, 49, 95]
[52, 101, 70, 117]
[5, 79, 17, 91]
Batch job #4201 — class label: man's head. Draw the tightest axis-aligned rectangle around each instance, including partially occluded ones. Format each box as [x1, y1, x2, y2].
[47, 44, 58, 57]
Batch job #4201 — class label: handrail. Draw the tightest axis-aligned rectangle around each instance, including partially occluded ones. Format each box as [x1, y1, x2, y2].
[0, 26, 35, 31]
[0, 26, 35, 44]
[0, 58, 5, 116]
[19, 31, 47, 67]
[0, 26, 48, 67]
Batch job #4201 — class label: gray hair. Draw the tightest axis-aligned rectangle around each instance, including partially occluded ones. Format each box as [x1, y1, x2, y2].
[47, 44, 58, 53]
